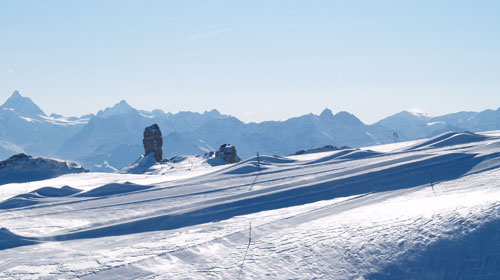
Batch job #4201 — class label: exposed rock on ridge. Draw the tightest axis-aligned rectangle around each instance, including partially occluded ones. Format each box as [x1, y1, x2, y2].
[143, 124, 163, 162]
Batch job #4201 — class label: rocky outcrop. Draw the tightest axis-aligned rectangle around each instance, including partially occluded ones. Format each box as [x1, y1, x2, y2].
[0, 153, 88, 184]
[215, 144, 241, 163]
[295, 145, 350, 155]
[143, 124, 163, 162]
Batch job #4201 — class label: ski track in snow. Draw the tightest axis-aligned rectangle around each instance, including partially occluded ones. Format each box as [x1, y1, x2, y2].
[0, 132, 500, 279]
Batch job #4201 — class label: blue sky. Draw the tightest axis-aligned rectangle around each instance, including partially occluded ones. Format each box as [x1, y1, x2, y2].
[1, 0, 499, 123]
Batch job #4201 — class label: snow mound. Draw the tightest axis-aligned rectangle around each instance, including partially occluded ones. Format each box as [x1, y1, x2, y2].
[407, 131, 489, 150]
[368, 218, 500, 279]
[0, 154, 89, 184]
[76, 182, 154, 197]
[216, 155, 295, 175]
[254, 155, 296, 164]
[32, 185, 82, 197]
[120, 153, 158, 174]
[0, 227, 38, 250]
[223, 162, 265, 175]
[0, 186, 82, 209]
[305, 148, 381, 165]
[122, 151, 244, 175]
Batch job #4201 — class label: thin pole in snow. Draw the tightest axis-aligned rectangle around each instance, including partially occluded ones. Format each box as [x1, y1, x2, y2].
[238, 221, 252, 279]
[250, 153, 261, 191]
[430, 172, 436, 197]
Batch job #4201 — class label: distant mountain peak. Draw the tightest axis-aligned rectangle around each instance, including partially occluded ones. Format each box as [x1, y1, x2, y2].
[405, 108, 429, 118]
[334, 111, 364, 125]
[96, 100, 136, 118]
[203, 109, 221, 117]
[319, 108, 334, 119]
[113, 100, 133, 110]
[11, 90, 21, 98]
[1, 90, 46, 118]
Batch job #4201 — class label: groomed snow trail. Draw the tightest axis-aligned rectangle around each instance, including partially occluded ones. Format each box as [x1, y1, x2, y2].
[0, 131, 500, 279]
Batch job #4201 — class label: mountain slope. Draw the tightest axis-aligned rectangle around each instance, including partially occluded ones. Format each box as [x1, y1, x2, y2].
[0, 153, 88, 184]
[0, 91, 90, 159]
[0, 131, 499, 278]
[1, 91, 500, 171]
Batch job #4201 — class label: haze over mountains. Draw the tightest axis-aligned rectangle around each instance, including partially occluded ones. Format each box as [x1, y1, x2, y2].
[1, 90, 499, 171]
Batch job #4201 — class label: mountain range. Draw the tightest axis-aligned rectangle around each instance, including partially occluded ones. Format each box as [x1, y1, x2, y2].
[1, 90, 499, 171]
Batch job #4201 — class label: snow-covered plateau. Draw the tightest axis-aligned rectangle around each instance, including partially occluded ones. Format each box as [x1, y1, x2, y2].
[1, 131, 500, 279]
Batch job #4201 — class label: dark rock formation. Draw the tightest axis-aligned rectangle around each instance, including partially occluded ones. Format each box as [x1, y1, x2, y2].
[294, 145, 350, 155]
[0, 153, 89, 184]
[143, 124, 163, 162]
[215, 144, 240, 163]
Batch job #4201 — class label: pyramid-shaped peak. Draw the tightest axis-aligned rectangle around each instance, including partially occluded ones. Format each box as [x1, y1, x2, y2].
[11, 90, 21, 98]
[96, 100, 136, 118]
[115, 100, 133, 109]
[319, 108, 334, 119]
[1, 90, 46, 117]
[334, 111, 364, 126]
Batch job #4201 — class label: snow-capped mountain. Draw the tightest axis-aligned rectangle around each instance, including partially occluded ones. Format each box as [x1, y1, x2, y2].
[0, 91, 91, 157]
[376, 108, 500, 141]
[1, 90, 500, 172]
[55, 101, 229, 171]
[1, 90, 46, 119]
[375, 110, 451, 140]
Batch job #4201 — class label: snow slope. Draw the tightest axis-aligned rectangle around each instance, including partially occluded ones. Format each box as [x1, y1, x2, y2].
[0, 154, 89, 185]
[0, 131, 500, 278]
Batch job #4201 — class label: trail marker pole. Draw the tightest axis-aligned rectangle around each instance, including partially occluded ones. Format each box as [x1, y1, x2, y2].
[238, 222, 252, 279]
[430, 172, 436, 197]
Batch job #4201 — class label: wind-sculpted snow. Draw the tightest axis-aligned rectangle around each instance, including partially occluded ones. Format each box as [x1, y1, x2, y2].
[367, 217, 500, 279]
[0, 132, 500, 278]
[406, 131, 490, 150]
[75, 182, 154, 197]
[221, 155, 294, 175]
[120, 153, 158, 174]
[0, 186, 82, 210]
[0, 228, 38, 250]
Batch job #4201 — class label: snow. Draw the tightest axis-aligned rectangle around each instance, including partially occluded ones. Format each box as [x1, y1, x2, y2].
[0, 132, 500, 278]
[96, 100, 136, 119]
[427, 121, 445, 126]
[19, 116, 41, 123]
[0, 154, 88, 185]
[39, 115, 91, 126]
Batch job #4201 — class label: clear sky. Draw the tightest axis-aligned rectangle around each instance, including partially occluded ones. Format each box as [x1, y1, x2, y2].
[1, 0, 499, 124]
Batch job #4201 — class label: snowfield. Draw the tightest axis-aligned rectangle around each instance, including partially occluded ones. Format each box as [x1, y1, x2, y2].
[1, 131, 500, 279]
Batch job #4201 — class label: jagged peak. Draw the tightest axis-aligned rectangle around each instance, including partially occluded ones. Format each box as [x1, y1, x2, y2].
[1, 90, 46, 118]
[115, 100, 132, 109]
[96, 100, 136, 118]
[11, 90, 21, 98]
[334, 111, 364, 125]
[319, 108, 334, 119]
[203, 109, 221, 117]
